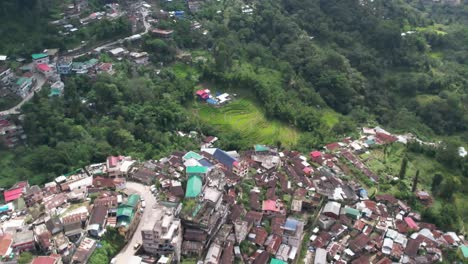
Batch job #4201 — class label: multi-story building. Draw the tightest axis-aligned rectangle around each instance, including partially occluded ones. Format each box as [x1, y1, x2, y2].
[57, 57, 73, 75]
[141, 205, 182, 262]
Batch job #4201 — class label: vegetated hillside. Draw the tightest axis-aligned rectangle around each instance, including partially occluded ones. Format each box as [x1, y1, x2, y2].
[198, 0, 468, 141]
[0, 0, 66, 55]
[0, 0, 466, 230]
[0, 0, 131, 56]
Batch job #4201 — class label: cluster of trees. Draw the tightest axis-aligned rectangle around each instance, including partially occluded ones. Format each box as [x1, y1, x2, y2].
[194, 0, 468, 139]
[0, 64, 207, 185]
[88, 228, 125, 264]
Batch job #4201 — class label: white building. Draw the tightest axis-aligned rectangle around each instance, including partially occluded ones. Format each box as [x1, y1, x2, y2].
[141, 205, 182, 262]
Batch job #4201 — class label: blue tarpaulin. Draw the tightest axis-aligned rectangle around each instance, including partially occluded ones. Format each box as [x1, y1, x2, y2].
[206, 98, 218, 105]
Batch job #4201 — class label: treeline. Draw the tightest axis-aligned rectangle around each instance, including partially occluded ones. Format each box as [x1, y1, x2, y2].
[0, 66, 209, 185]
[193, 0, 468, 139]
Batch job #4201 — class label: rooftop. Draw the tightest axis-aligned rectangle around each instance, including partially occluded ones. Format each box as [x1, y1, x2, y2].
[32, 53, 48, 60]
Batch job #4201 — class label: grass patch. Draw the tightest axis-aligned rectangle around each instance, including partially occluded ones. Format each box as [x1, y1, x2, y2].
[170, 62, 201, 81]
[321, 110, 340, 128]
[193, 98, 299, 147]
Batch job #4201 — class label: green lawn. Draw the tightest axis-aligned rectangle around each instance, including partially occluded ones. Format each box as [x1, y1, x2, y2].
[193, 98, 299, 147]
[170, 62, 201, 81]
[321, 110, 340, 128]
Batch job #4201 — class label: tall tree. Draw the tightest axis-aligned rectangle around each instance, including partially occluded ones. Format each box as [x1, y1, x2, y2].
[412, 169, 419, 192]
[399, 155, 408, 179]
[431, 173, 443, 194]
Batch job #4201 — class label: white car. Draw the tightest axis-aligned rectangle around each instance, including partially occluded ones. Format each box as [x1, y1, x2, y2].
[141, 201, 146, 208]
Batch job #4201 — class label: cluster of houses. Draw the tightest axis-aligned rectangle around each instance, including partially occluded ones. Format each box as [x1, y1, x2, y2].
[195, 88, 233, 106]
[0, 155, 142, 264]
[0, 116, 26, 148]
[115, 127, 466, 263]
[1, 124, 467, 264]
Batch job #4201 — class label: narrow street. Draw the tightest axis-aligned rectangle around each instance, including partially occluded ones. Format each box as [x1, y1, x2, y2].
[115, 181, 156, 259]
[0, 72, 46, 116]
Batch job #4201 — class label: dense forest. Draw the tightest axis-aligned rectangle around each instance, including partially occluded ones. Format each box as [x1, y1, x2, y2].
[0, 0, 467, 230]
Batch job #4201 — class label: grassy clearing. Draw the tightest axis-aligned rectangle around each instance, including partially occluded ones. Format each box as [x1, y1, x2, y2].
[321, 110, 340, 128]
[193, 98, 299, 147]
[170, 62, 201, 80]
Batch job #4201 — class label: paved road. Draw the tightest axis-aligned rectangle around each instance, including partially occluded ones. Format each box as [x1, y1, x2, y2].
[0, 72, 46, 116]
[93, 9, 151, 53]
[1, 7, 152, 116]
[116, 181, 156, 258]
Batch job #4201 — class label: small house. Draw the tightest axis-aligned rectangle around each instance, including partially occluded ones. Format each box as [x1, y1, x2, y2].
[32, 53, 49, 64]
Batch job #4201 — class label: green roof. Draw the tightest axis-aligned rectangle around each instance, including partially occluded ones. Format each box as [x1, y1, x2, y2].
[16, 77, 31, 86]
[345, 207, 361, 218]
[85, 58, 98, 66]
[126, 194, 140, 208]
[270, 259, 287, 264]
[183, 151, 203, 161]
[186, 166, 208, 174]
[460, 245, 468, 258]
[255, 144, 270, 152]
[31, 53, 48, 60]
[185, 175, 203, 198]
[49, 88, 62, 97]
[117, 207, 134, 217]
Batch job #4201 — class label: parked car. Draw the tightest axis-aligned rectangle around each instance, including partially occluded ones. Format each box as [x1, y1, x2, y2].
[133, 243, 140, 250]
[141, 201, 146, 208]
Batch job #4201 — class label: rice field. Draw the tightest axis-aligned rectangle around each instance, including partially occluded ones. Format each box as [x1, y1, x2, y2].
[193, 98, 299, 147]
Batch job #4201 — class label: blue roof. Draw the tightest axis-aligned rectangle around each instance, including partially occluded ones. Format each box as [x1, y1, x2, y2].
[0, 205, 9, 212]
[284, 218, 299, 231]
[213, 149, 236, 169]
[199, 158, 214, 168]
[359, 188, 368, 197]
[206, 98, 218, 105]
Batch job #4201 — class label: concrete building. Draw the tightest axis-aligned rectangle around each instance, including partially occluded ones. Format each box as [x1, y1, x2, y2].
[141, 205, 182, 262]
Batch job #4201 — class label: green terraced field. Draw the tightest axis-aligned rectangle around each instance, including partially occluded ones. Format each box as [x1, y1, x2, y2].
[193, 99, 299, 147]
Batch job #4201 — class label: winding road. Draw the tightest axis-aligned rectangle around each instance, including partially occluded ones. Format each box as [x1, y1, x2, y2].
[0, 6, 152, 117]
[116, 181, 157, 258]
[0, 72, 46, 116]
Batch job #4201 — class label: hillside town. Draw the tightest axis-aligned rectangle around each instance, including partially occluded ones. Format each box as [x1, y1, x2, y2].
[0, 0, 467, 263]
[0, 126, 466, 264]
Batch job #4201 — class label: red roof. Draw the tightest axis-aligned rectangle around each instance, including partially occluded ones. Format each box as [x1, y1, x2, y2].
[326, 142, 340, 151]
[4, 187, 23, 202]
[262, 200, 280, 212]
[310, 151, 322, 158]
[31, 255, 60, 264]
[98, 62, 112, 72]
[0, 234, 12, 256]
[196, 89, 206, 96]
[404, 217, 419, 230]
[37, 63, 51, 72]
[107, 156, 123, 167]
[376, 132, 397, 143]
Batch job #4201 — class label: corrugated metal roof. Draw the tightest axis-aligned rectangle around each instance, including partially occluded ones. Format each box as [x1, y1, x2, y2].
[31, 53, 48, 60]
[183, 151, 203, 161]
[213, 149, 236, 169]
[185, 175, 202, 198]
[186, 166, 208, 174]
[125, 194, 140, 208]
